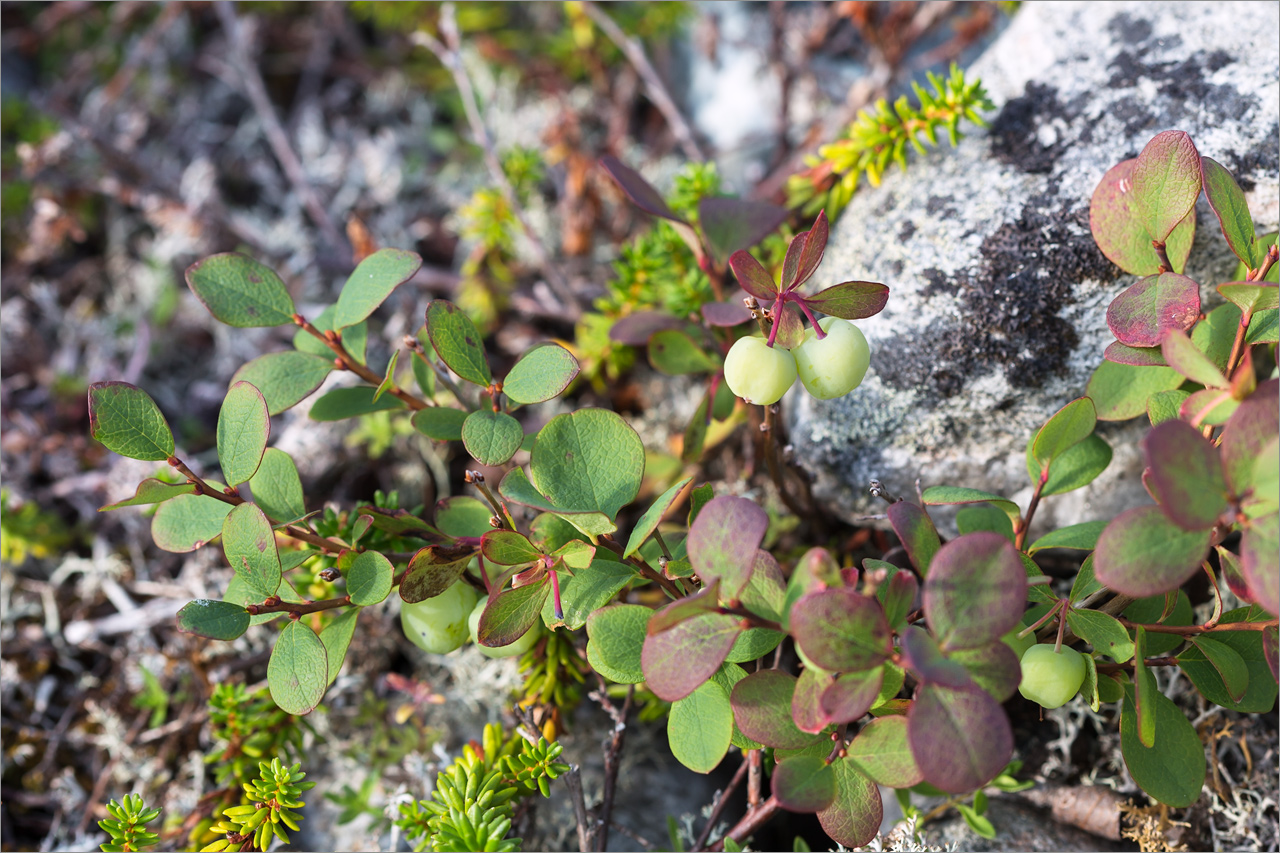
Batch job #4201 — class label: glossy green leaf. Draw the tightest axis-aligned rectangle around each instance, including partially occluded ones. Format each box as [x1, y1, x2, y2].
[648, 329, 719, 375]
[920, 486, 1017, 519]
[1028, 521, 1106, 554]
[623, 477, 691, 558]
[529, 409, 644, 522]
[847, 715, 922, 788]
[668, 679, 733, 774]
[346, 551, 393, 606]
[1161, 330, 1228, 388]
[225, 572, 305, 626]
[543, 560, 635, 631]
[176, 600, 249, 641]
[1131, 131, 1202, 243]
[185, 253, 295, 327]
[232, 351, 334, 415]
[1200, 156, 1257, 267]
[1030, 398, 1096, 476]
[1148, 389, 1190, 426]
[319, 607, 359, 686]
[923, 532, 1025, 651]
[425, 300, 491, 386]
[1087, 360, 1184, 421]
[1124, 592, 1193, 656]
[371, 349, 400, 403]
[1143, 419, 1228, 529]
[1066, 609, 1134, 663]
[503, 343, 579, 404]
[247, 449, 304, 522]
[151, 491, 233, 553]
[585, 604, 649, 684]
[99, 479, 194, 511]
[773, 754, 836, 812]
[499, 468, 615, 537]
[1246, 309, 1279, 344]
[1120, 683, 1205, 807]
[1069, 554, 1105, 605]
[334, 248, 422, 328]
[268, 620, 328, 715]
[1189, 636, 1249, 702]
[642, 611, 740, 701]
[478, 578, 549, 647]
[887, 501, 941, 576]
[308, 386, 406, 421]
[217, 382, 270, 487]
[954, 503, 1014, 542]
[1094, 506, 1210, 597]
[88, 382, 174, 461]
[1220, 282, 1280, 319]
[1177, 607, 1277, 711]
[293, 305, 366, 365]
[461, 410, 523, 466]
[222, 502, 282, 600]
[411, 406, 468, 441]
[1090, 159, 1195, 275]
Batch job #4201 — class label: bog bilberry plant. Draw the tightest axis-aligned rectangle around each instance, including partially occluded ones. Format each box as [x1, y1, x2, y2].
[91, 127, 1277, 852]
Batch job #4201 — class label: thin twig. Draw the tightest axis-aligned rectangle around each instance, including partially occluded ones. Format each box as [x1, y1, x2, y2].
[293, 315, 431, 410]
[562, 765, 593, 853]
[595, 683, 634, 851]
[579, 1, 705, 162]
[693, 756, 749, 851]
[412, 6, 581, 319]
[214, 2, 347, 254]
[711, 794, 779, 852]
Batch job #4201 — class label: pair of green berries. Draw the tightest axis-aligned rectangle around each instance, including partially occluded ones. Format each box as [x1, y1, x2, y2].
[1004, 629, 1088, 709]
[723, 317, 871, 405]
[400, 580, 541, 659]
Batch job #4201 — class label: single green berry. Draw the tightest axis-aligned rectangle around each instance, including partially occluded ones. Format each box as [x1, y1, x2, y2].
[400, 580, 480, 654]
[1018, 644, 1086, 709]
[794, 317, 870, 400]
[724, 335, 798, 405]
[468, 599, 541, 658]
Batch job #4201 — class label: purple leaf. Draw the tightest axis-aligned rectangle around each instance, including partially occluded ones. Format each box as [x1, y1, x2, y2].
[1104, 341, 1168, 367]
[805, 281, 889, 320]
[1143, 420, 1229, 530]
[791, 588, 892, 673]
[599, 156, 682, 223]
[701, 300, 753, 327]
[478, 578, 550, 647]
[698, 197, 789, 265]
[1220, 379, 1280, 495]
[1131, 131, 1202, 243]
[647, 581, 721, 635]
[608, 312, 684, 346]
[641, 611, 740, 701]
[923, 532, 1026, 650]
[773, 754, 837, 813]
[878, 569, 918, 632]
[899, 626, 974, 689]
[1240, 514, 1278, 617]
[1107, 273, 1201, 348]
[688, 496, 768, 599]
[1090, 159, 1195, 276]
[729, 250, 780, 301]
[908, 683, 1013, 794]
[820, 666, 884, 724]
[772, 301, 807, 350]
[887, 501, 941, 576]
[781, 210, 829, 291]
[1093, 506, 1211, 597]
[792, 665, 834, 734]
[948, 641, 1022, 702]
[818, 759, 883, 849]
[731, 670, 823, 749]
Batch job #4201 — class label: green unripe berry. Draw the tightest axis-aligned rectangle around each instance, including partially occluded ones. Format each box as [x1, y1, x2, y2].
[1018, 644, 1087, 709]
[794, 317, 870, 400]
[468, 599, 542, 658]
[724, 336, 798, 405]
[400, 581, 479, 654]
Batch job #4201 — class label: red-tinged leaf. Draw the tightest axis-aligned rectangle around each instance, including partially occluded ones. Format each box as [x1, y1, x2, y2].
[1221, 379, 1280, 495]
[1218, 281, 1280, 315]
[1094, 506, 1211, 597]
[698, 197, 788, 265]
[878, 570, 917, 633]
[923, 532, 1026, 650]
[781, 209, 829, 291]
[688, 496, 767, 599]
[1107, 273, 1200, 348]
[1132, 131, 1202, 243]
[732, 670, 823, 749]
[773, 754, 836, 813]
[480, 530, 542, 566]
[806, 281, 889, 320]
[1143, 420, 1229, 530]
[948, 641, 1022, 702]
[1179, 388, 1238, 426]
[641, 611, 740, 701]
[1240, 514, 1278, 617]
[1104, 341, 1168, 367]
[792, 665, 835, 733]
[1217, 546, 1254, 605]
[791, 588, 892, 673]
[1161, 330, 1228, 388]
[819, 758, 883, 849]
[701, 301, 752, 327]
[772, 301, 806, 350]
[887, 501, 941, 576]
[477, 578, 549, 647]
[399, 543, 477, 603]
[899, 626, 973, 688]
[729, 250, 780, 301]
[608, 312, 684, 346]
[599, 156, 682, 222]
[908, 683, 1013, 794]
[820, 666, 883, 724]
[847, 715, 924, 788]
[647, 581, 721, 635]
[1201, 157, 1257, 267]
[1090, 159, 1195, 276]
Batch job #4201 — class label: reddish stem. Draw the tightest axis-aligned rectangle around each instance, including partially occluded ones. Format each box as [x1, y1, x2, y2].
[765, 295, 784, 347]
[794, 296, 826, 339]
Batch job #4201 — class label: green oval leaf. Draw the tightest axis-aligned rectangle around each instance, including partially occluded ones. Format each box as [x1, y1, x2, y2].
[923, 532, 1026, 651]
[176, 599, 250, 641]
[847, 715, 923, 788]
[1028, 520, 1106, 555]
[461, 410, 524, 466]
[1120, 682, 1205, 807]
[426, 300, 491, 386]
[481, 530, 542, 566]
[503, 343, 580, 404]
[308, 386, 406, 421]
[624, 477, 692, 558]
[478, 578, 549, 647]
[152, 491, 233, 553]
[217, 382, 270, 486]
[268, 620, 328, 715]
[529, 409, 644, 523]
[1087, 360, 1185, 422]
[88, 382, 175, 461]
[1219, 281, 1280, 316]
[319, 607, 359, 686]
[499, 468, 615, 537]
[1031, 397, 1096, 476]
[669, 679, 734, 774]
[99, 479, 194, 512]
[1131, 131, 1202, 243]
[185, 253, 295, 327]
[920, 486, 1018, 519]
[222, 502, 282, 600]
[411, 406, 469, 441]
[334, 248, 422, 328]
[346, 550, 393, 605]
[773, 754, 836, 813]
[543, 560, 636, 631]
[1188, 635, 1249, 702]
[586, 604, 648, 684]
[232, 351, 334, 415]
[1177, 607, 1277, 711]
[247, 448, 305, 522]
[1094, 506, 1210, 597]
[1066, 609, 1135, 663]
[1200, 157, 1257, 267]
[649, 329, 720, 376]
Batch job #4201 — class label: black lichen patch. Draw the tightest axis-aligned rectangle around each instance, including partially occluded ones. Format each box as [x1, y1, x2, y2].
[926, 195, 957, 217]
[897, 221, 917, 242]
[877, 197, 1121, 398]
[1107, 13, 1153, 46]
[988, 82, 1068, 175]
[1224, 125, 1279, 193]
[1108, 48, 1253, 126]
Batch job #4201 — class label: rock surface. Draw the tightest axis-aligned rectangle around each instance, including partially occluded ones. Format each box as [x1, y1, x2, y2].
[788, 1, 1279, 532]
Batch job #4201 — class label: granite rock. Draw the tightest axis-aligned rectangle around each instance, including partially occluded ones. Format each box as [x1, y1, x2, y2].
[788, 1, 1279, 532]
